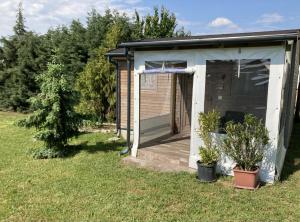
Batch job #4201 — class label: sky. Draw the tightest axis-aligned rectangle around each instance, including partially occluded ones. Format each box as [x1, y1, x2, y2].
[1, 0, 300, 38]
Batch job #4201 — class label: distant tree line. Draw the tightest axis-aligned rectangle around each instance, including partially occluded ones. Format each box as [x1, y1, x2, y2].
[0, 3, 189, 122]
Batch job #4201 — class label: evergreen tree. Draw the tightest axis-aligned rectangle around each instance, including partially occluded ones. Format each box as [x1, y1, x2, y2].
[0, 4, 187, 114]
[76, 7, 187, 121]
[0, 3, 45, 111]
[14, 2, 26, 36]
[18, 60, 81, 158]
[76, 21, 129, 122]
[86, 9, 113, 57]
[43, 21, 88, 87]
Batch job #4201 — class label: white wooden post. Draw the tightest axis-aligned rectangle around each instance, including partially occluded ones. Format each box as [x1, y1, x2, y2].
[131, 67, 140, 157]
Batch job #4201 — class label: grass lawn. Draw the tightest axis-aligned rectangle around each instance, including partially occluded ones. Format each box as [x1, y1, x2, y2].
[0, 111, 300, 221]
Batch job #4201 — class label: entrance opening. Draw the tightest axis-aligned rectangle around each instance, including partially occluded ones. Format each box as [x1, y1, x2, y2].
[138, 71, 193, 170]
[139, 73, 193, 144]
[136, 59, 193, 170]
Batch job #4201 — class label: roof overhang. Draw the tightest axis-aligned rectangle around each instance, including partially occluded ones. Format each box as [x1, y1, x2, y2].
[106, 48, 126, 57]
[119, 29, 299, 49]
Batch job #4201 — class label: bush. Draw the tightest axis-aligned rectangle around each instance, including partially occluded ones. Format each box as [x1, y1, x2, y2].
[222, 114, 269, 171]
[198, 110, 220, 165]
[32, 148, 65, 159]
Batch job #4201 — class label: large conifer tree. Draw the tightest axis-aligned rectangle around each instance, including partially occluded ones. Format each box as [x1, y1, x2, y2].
[0, 2, 43, 111]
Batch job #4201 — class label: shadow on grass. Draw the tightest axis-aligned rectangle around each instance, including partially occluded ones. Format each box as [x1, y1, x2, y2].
[62, 140, 126, 158]
[281, 123, 300, 181]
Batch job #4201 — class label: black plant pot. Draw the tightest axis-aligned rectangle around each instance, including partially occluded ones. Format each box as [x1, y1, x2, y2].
[197, 161, 217, 182]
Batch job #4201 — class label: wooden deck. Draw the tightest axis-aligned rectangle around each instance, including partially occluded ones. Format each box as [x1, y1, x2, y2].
[123, 134, 195, 172]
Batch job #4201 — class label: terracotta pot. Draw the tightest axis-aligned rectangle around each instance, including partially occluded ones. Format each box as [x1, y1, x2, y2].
[233, 166, 260, 190]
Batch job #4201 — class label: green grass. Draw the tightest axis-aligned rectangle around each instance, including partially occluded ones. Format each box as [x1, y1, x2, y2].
[0, 111, 300, 221]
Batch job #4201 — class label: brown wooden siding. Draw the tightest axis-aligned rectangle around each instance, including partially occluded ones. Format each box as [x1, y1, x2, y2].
[119, 62, 134, 129]
[119, 62, 172, 130]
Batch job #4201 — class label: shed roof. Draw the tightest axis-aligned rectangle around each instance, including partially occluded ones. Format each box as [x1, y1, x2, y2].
[119, 29, 299, 48]
[106, 29, 300, 58]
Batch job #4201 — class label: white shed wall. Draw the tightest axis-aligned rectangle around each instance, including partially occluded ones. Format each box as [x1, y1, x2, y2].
[276, 42, 300, 179]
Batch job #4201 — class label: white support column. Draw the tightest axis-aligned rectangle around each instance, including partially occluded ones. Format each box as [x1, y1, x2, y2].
[131, 69, 140, 157]
[189, 63, 206, 169]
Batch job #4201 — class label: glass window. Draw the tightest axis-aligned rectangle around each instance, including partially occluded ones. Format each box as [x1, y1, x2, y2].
[204, 59, 270, 128]
[143, 60, 187, 90]
[145, 60, 187, 71]
[164, 61, 187, 69]
[145, 61, 163, 70]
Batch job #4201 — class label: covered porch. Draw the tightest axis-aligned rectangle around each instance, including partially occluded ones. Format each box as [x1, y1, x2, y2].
[123, 133, 194, 172]
[124, 61, 195, 171]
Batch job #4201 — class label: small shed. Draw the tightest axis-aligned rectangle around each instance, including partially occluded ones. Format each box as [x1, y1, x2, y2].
[107, 29, 300, 183]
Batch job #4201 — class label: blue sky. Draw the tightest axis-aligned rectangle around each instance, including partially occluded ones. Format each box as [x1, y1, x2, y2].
[1, 0, 299, 37]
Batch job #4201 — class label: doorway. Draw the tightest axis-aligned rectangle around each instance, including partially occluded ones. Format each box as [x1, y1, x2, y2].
[173, 74, 193, 136]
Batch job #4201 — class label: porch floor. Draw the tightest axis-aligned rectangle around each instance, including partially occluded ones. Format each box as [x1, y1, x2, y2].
[122, 134, 195, 173]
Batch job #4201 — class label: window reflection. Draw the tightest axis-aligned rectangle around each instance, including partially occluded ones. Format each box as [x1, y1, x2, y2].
[204, 59, 270, 130]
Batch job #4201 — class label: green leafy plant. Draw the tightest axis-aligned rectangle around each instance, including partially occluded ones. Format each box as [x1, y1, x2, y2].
[17, 61, 82, 159]
[198, 110, 221, 165]
[222, 114, 269, 171]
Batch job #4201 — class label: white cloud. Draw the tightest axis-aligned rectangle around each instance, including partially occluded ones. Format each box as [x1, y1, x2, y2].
[256, 13, 284, 24]
[208, 17, 238, 29]
[0, 0, 150, 37]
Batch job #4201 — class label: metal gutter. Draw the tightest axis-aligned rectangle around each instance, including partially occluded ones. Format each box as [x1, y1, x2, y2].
[119, 48, 132, 156]
[107, 48, 133, 156]
[108, 57, 120, 135]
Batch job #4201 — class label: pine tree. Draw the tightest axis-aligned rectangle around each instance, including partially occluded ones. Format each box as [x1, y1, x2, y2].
[18, 60, 81, 158]
[0, 3, 44, 111]
[14, 2, 26, 36]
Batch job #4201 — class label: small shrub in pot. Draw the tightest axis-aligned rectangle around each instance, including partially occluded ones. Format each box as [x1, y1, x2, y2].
[222, 114, 269, 189]
[197, 110, 220, 182]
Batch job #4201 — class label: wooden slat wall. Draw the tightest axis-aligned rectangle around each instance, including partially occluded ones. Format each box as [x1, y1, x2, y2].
[119, 62, 134, 129]
[119, 62, 172, 130]
[140, 74, 172, 121]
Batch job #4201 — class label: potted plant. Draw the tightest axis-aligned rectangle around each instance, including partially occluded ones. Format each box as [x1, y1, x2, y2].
[197, 110, 221, 182]
[222, 114, 269, 189]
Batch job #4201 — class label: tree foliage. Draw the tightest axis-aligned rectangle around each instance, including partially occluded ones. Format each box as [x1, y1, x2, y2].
[76, 19, 130, 122]
[76, 7, 189, 122]
[131, 6, 189, 39]
[0, 3, 45, 111]
[14, 2, 26, 36]
[18, 61, 81, 158]
[0, 3, 189, 120]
